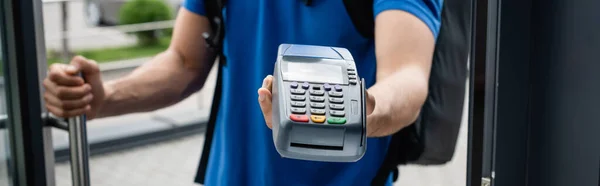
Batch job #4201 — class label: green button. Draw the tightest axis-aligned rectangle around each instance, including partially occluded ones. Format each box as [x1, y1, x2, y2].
[327, 117, 346, 124]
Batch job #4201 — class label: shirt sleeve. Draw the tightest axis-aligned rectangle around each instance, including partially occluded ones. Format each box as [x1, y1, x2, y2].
[373, 0, 444, 39]
[183, 0, 206, 16]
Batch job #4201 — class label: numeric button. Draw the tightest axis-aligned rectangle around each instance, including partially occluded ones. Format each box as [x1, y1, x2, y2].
[291, 95, 306, 101]
[329, 104, 344, 110]
[310, 96, 325, 102]
[328, 91, 343, 97]
[330, 110, 345, 117]
[309, 90, 325, 96]
[291, 89, 305, 95]
[347, 71, 356, 75]
[349, 79, 357, 85]
[291, 108, 306, 114]
[310, 109, 326, 115]
[329, 97, 344, 104]
[310, 102, 325, 109]
[291, 101, 306, 107]
[348, 75, 357, 79]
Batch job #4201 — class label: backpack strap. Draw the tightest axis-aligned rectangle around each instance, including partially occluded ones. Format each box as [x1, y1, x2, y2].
[342, 0, 375, 38]
[194, 0, 226, 184]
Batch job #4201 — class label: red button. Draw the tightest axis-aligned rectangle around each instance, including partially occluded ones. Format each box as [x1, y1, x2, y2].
[290, 114, 309, 122]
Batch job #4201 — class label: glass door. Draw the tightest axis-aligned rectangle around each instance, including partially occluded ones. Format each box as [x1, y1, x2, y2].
[0, 1, 15, 184]
[1, 0, 91, 185]
[0, 0, 54, 184]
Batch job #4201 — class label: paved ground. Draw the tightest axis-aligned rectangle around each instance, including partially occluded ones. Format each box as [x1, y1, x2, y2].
[53, 113, 467, 186]
[55, 134, 206, 186]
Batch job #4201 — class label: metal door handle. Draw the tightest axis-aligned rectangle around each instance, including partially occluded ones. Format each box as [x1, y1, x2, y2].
[65, 72, 92, 186]
[68, 114, 90, 186]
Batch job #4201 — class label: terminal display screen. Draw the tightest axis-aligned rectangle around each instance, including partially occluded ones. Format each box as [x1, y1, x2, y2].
[284, 62, 344, 84]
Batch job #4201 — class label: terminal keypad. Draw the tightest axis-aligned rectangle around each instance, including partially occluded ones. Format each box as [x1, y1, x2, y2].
[289, 82, 347, 124]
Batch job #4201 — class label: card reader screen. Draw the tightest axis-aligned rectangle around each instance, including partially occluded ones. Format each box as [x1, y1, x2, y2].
[284, 63, 344, 84]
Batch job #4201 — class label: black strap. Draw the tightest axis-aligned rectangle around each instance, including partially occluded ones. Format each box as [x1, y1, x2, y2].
[342, 0, 375, 38]
[195, 59, 223, 184]
[194, 0, 226, 184]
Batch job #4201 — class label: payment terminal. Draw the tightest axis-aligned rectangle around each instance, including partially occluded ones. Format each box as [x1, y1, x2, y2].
[271, 44, 367, 162]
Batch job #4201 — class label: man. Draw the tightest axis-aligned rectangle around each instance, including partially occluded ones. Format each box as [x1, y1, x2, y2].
[43, 0, 442, 185]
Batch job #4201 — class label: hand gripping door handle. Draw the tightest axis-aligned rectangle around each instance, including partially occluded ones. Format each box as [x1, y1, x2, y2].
[68, 73, 91, 186]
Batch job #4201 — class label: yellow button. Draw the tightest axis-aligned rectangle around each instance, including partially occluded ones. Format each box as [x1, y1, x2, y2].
[310, 115, 326, 123]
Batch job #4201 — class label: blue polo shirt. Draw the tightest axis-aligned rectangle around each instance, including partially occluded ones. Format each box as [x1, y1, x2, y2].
[184, 0, 442, 185]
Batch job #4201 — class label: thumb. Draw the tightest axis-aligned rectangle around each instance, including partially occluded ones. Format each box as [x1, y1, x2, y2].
[258, 88, 273, 129]
[365, 90, 376, 115]
[69, 56, 105, 110]
[258, 76, 274, 129]
[70, 56, 101, 77]
[70, 56, 103, 88]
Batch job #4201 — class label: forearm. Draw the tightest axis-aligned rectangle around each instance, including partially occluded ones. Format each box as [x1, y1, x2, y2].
[97, 49, 214, 118]
[366, 66, 429, 137]
[366, 10, 436, 137]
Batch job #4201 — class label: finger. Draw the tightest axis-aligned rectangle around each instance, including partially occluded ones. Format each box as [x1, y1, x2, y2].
[52, 83, 92, 100]
[44, 92, 93, 110]
[258, 88, 273, 129]
[71, 57, 105, 101]
[262, 75, 273, 91]
[46, 104, 91, 118]
[365, 90, 376, 115]
[43, 78, 58, 92]
[70, 56, 101, 78]
[48, 63, 85, 86]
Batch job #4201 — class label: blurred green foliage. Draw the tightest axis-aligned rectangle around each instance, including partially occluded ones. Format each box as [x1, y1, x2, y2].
[47, 37, 171, 64]
[0, 37, 170, 76]
[119, 0, 173, 46]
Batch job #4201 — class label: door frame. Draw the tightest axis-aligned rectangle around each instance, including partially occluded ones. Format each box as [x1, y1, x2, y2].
[467, 0, 491, 184]
[1, 0, 56, 184]
[468, 0, 535, 185]
[487, 0, 533, 185]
